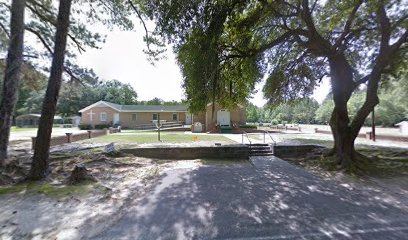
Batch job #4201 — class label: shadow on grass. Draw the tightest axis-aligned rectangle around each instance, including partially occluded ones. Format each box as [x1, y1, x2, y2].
[287, 138, 408, 177]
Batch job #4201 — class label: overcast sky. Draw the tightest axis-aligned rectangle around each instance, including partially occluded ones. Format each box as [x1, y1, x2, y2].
[77, 26, 331, 107]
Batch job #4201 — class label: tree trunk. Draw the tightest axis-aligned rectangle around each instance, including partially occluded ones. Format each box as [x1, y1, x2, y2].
[329, 109, 356, 168]
[0, 0, 26, 166]
[29, 0, 72, 180]
[328, 53, 356, 168]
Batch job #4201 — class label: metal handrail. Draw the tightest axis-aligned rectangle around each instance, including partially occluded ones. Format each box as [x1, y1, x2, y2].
[241, 131, 252, 146]
[242, 131, 277, 145]
[264, 130, 276, 146]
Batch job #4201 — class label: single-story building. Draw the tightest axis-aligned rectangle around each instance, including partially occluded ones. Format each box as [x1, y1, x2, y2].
[79, 101, 246, 132]
[16, 114, 63, 127]
[193, 102, 246, 132]
[396, 121, 408, 134]
[66, 116, 81, 127]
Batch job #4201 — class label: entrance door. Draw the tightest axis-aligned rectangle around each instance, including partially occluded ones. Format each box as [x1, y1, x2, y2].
[113, 113, 120, 125]
[217, 110, 230, 127]
[185, 113, 192, 125]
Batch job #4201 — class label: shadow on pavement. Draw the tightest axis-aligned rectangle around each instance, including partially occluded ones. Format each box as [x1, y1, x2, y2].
[94, 156, 408, 239]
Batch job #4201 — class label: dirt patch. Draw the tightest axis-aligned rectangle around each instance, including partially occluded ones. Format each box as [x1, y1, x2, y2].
[0, 143, 172, 239]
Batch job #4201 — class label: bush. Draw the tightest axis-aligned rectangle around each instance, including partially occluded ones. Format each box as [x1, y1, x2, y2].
[240, 125, 257, 129]
[94, 124, 111, 129]
[63, 118, 72, 124]
[271, 119, 279, 125]
[79, 124, 93, 130]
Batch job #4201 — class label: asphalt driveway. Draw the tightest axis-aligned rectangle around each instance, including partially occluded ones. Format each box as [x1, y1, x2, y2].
[93, 157, 408, 239]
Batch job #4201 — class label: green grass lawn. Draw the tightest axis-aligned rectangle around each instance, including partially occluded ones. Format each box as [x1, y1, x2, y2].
[82, 132, 233, 144]
[291, 138, 333, 147]
[10, 126, 38, 132]
[288, 137, 408, 176]
[248, 134, 262, 140]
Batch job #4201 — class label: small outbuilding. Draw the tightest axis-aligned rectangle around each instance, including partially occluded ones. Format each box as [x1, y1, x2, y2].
[16, 114, 63, 128]
[395, 121, 408, 134]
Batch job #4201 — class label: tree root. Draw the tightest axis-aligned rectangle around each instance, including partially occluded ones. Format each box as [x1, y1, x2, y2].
[66, 164, 97, 185]
[323, 148, 336, 157]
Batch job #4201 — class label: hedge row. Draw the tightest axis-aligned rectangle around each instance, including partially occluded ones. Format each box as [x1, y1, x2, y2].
[79, 124, 111, 130]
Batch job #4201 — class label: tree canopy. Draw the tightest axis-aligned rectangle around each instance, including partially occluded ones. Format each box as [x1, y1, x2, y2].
[0, 0, 135, 83]
[140, 0, 407, 167]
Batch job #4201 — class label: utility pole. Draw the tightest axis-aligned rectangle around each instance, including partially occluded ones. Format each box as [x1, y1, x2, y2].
[158, 112, 161, 141]
[371, 108, 376, 141]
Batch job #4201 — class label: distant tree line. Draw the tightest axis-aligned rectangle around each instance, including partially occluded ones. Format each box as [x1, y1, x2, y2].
[247, 98, 319, 125]
[248, 76, 408, 127]
[0, 61, 186, 118]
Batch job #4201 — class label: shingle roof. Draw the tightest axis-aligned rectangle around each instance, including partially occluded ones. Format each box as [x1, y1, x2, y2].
[16, 114, 63, 119]
[120, 104, 189, 112]
[103, 101, 123, 111]
[80, 101, 189, 112]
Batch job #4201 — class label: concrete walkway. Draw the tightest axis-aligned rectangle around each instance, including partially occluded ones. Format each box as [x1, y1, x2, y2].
[223, 132, 276, 145]
[92, 157, 408, 239]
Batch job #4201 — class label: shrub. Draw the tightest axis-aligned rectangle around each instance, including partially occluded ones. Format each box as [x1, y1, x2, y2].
[240, 125, 257, 129]
[94, 124, 111, 129]
[271, 119, 279, 125]
[79, 124, 93, 130]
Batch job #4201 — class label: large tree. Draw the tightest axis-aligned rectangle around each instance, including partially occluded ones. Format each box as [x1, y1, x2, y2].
[0, 0, 135, 161]
[30, 0, 72, 180]
[142, 0, 407, 168]
[0, 0, 26, 165]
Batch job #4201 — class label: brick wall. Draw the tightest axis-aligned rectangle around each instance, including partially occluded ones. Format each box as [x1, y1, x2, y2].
[205, 104, 245, 132]
[81, 107, 119, 126]
[119, 112, 185, 128]
[31, 128, 117, 149]
[71, 132, 91, 142]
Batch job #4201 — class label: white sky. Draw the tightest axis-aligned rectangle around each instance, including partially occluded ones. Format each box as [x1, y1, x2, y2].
[77, 26, 331, 107]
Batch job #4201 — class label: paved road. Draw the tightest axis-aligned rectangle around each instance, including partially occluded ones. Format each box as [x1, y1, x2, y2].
[93, 157, 408, 239]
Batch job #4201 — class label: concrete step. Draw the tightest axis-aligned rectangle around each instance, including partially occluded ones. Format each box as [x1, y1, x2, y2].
[249, 151, 272, 155]
[250, 149, 272, 152]
[249, 146, 271, 150]
[249, 152, 274, 156]
[249, 143, 269, 146]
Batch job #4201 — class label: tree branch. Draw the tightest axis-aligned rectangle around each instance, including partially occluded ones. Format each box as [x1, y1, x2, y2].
[390, 29, 408, 53]
[221, 30, 295, 61]
[127, 0, 151, 51]
[377, 1, 392, 50]
[353, 74, 370, 89]
[26, 1, 85, 54]
[300, 0, 332, 54]
[25, 26, 81, 84]
[251, 31, 294, 56]
[68, 34, 85, 53]
[0, 21, 9, 38]
[25, 26, 53, 53]
[333, 0, 363, 49]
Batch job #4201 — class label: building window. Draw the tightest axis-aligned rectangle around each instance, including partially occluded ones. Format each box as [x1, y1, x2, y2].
[100, 112, 107, 121]
[172, 113, 178, 121]
[152, 113, 158, 120]
[131, 113, 137, 122]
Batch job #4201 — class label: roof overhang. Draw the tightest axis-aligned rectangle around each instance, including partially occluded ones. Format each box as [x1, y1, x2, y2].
[206, 102, 245, 108]
[121, 110, 188, 113]
[79, 101, 121, 113]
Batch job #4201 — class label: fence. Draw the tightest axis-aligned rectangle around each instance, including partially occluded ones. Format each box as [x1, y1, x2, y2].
[270, 125, 302, 132]
[31, 127, 120, 150]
